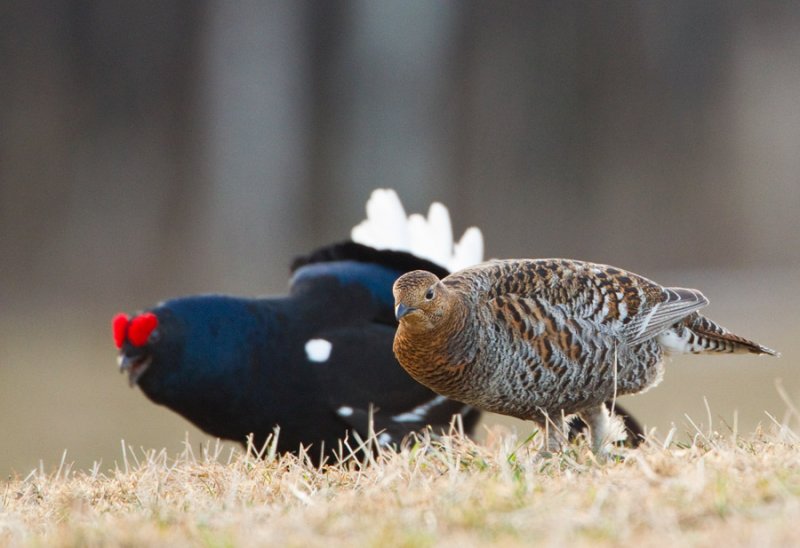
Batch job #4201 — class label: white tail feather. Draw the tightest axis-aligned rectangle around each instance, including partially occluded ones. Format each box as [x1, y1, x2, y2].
[450, 227, 484, 272]
[350, 189, 410, 251]
[351, 188, 484, 272]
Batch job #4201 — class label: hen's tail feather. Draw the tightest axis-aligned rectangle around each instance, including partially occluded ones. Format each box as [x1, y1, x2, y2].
[658, 313, 778, 356]
[688, 314, 778, 356]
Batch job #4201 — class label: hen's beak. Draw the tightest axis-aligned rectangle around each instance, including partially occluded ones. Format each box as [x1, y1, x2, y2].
[118, 353, 152, 387]
[395, 303, 417, 320]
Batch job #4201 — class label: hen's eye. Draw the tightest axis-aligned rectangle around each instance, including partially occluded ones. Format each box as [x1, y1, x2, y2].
[425, 288, 435, 300]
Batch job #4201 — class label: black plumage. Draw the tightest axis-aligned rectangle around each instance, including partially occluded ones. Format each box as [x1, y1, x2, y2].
[115, 243, 644, 458]
[114, 243, 481, 463]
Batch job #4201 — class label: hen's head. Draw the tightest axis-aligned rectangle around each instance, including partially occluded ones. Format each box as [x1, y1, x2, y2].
[392, 270, 451, 332]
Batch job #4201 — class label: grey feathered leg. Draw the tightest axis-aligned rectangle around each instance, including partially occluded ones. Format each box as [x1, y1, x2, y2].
[579, 403, 627, 455]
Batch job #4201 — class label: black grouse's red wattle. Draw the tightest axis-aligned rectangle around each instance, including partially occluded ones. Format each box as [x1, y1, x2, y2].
[113, 190, 645, 458]
[114, 243, 645, 458]
[113, 243, 483, 462]
[114, 312, 158, 348]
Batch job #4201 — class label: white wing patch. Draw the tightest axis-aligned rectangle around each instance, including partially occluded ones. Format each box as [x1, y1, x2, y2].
[392, 395, 448, 423]
[350, 188, 484, 272]
[337, 406, 354, 417]
[305, 339, 332, 362]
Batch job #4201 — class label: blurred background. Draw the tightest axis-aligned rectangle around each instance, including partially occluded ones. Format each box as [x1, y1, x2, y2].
[1, 1, 798, 476]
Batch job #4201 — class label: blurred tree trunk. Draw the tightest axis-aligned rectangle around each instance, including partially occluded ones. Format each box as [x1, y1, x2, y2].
[196, 0, 310, 293]
[0, 1, 799, 311]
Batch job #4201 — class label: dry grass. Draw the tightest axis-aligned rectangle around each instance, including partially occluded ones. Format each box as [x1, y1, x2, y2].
[2, 418, 800, 548]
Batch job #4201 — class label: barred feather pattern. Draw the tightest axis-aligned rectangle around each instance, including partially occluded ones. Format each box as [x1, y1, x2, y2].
[393, 258, 777, 429]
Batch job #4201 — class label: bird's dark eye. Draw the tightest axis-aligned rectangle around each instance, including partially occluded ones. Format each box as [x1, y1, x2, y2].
[425, 288, 435, 300]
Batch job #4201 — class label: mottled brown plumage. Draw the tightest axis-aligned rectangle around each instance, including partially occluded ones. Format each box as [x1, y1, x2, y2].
[392, 259, 777, 453]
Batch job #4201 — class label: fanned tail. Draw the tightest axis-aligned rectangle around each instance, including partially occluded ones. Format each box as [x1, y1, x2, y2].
[657, 313, 778, 356]
[350, 188, 484, 271]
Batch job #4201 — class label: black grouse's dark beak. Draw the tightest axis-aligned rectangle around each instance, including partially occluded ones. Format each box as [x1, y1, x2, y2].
[118, 352, 153, 387]
[395, 303, 417, 320]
